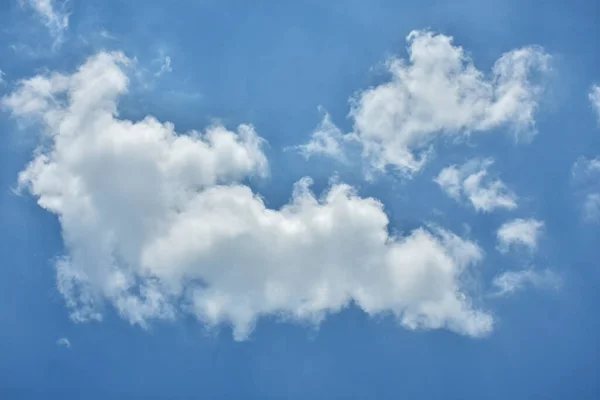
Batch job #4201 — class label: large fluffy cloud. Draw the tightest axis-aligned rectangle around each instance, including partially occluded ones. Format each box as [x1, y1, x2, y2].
[3, 51, 495, 339]
[435, 158, 517, 212]
[302, 30, 549, 175]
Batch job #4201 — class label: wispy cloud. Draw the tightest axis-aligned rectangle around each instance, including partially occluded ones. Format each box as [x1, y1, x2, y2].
[295, 109, 348, 162]
[590, 84, 600, 121]
[155, 56, 172, 77]
[56, 337, 71, 348]
[491, 268, 561, 296]
[583, 193, 600, 222]
[21, 0, 70, 44]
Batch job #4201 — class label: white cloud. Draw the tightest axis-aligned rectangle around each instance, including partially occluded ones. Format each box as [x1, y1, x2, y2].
[590, 84, 600, 121]
[0, 69, 5, 85]
[491, 268, 560, 296]
[56, 337, 71, 348]
[296, 111, 347, 161]
[21, 0, 69, 42]
[496, 218, 544, 253]
[3, 51, 495, 340]
[435, 158, 518, 212]
[302, 30, 549, 175]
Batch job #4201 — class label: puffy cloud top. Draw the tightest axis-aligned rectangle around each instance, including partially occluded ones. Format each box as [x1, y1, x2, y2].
[302, 30, 549, 175]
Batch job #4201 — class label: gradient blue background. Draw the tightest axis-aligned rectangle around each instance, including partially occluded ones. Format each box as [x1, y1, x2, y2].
[1, 0, 599, 398]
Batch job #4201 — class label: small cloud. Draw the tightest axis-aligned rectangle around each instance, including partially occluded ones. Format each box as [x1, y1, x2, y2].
[295, 109, 348, 161]
[583, 193, 600, 222]
[590, 84, 600, 121]
[435, 158, 518, 212]
[56, 337, 71, 348]
[99, 30, 118, 41]
[155, 56, 172, 77]
[496, 218, 544, 253]
[0, 69, 5, 85]
[491, 268, 561, 296]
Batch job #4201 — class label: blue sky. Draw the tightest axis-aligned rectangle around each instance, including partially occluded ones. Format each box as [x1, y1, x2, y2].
[1, 0, 600, 398]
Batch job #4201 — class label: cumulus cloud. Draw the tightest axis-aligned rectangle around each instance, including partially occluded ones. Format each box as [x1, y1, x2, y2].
[3, 51, 495, 340]
[491, 268, 560, 296]
[21, 0, 69, 42]
[351, 30, 549, 174]
[300, 30, 549, 175]
[496, 218, 544, 253]
[56, 337, 71, 348]
[590, 85, 600, 121]
[435, 158, 518, 212]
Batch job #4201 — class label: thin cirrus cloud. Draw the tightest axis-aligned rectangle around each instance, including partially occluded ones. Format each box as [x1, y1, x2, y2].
[155, 55, 173, 77]
[56, 337, 71, 348]
[435, 158, 518, 212]
[20, 0, 70, 42]
[491, 268, 560, 297]
[2, 51, 498, 340]
[300, 30, 550, 175]
[496, 218, 545, 253]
